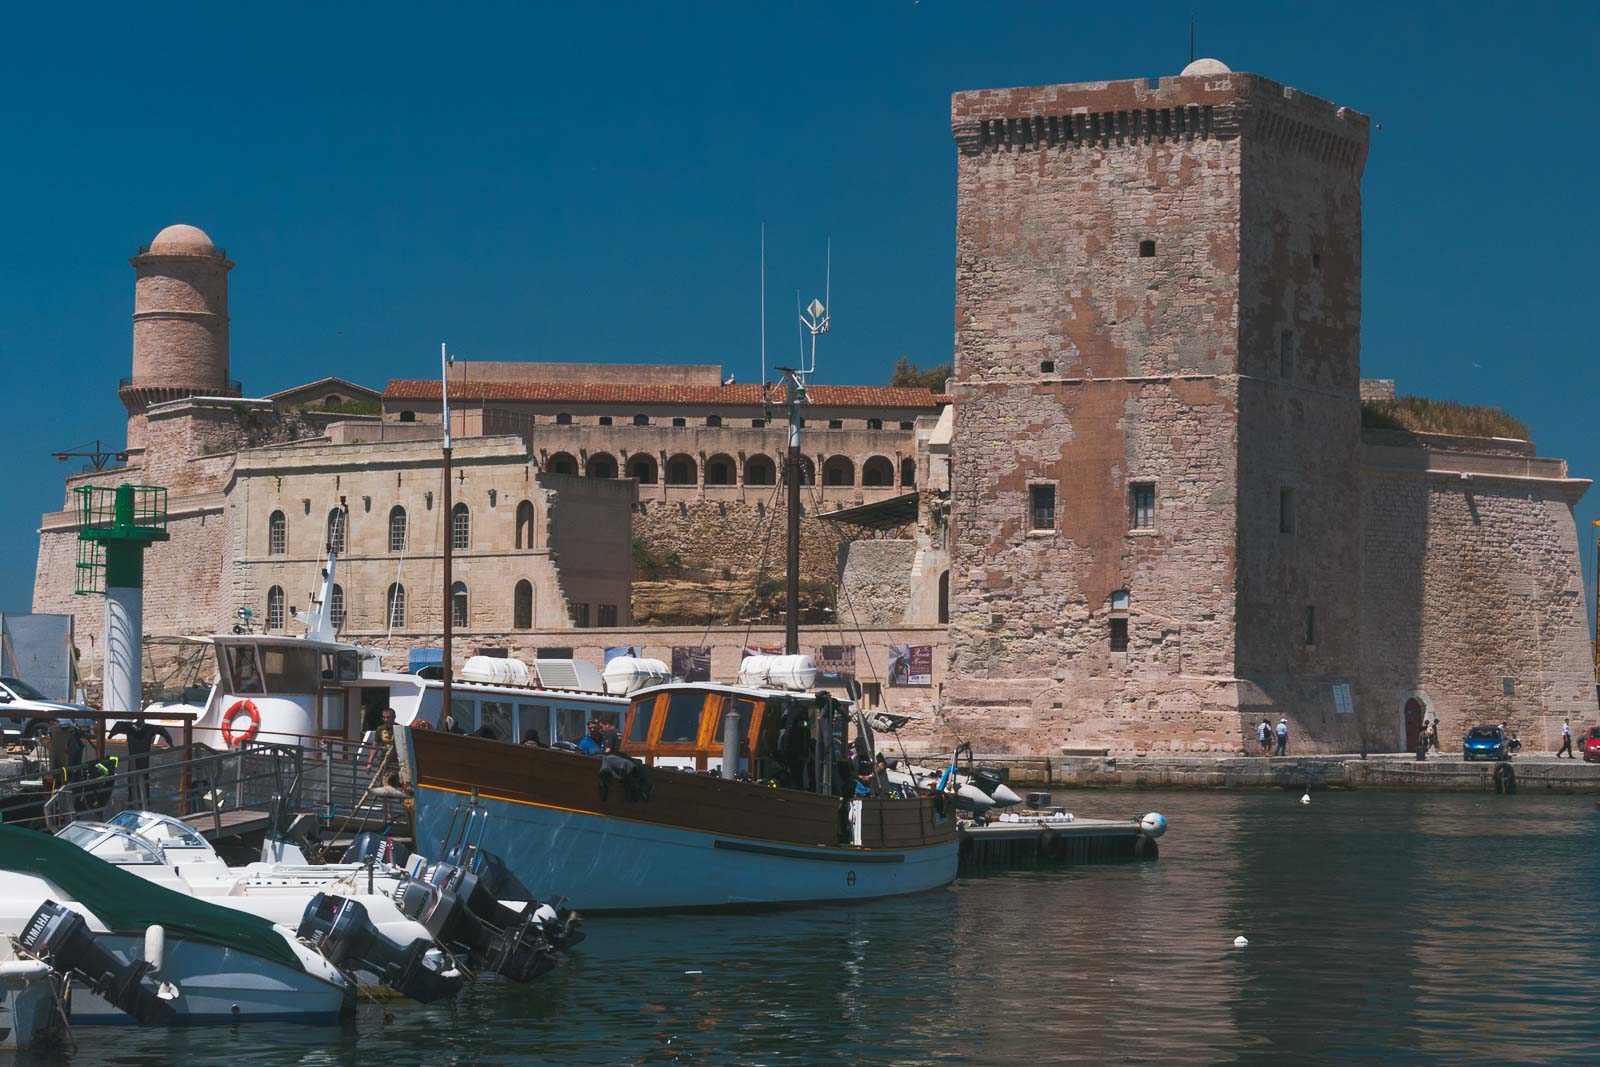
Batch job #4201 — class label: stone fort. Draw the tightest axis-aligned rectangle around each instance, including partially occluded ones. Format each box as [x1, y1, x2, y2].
[32, 59, 1594, 754]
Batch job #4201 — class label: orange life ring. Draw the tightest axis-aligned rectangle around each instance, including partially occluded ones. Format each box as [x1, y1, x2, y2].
[222, 699, 261, 748]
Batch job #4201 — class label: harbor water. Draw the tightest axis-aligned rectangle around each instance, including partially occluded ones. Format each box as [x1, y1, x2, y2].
[15, 789, 1600, 1066]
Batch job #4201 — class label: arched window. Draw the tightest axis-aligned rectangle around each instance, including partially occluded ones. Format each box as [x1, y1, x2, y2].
[451, 503, 470, 550]
[705, 454, 736, 485]
[586, 453, 618, 479]
[329, 583, 346, 632]
[514, 580, 533, 629]
[632, 413, 650, 426]
[866, 418, 883, 430]
[546, 452, 577, 476]
[323, 394, 342, 409]
[388, 506, 407, 553]
[627, 454, 658, 484]
[706, 414, 723, 427]
[398, 410, 416, 423]
[386, 582, 406, 629]
[555, 413, 573, 426]
[785, 456, 815, 486]
[665, 454, 697, 485]
[515, 500, 535, 549]
[744, 454, 776, 486]
[326, 508, 346, 554]
[900, 457, 916, 487]
[861, 456, 894, 487]
[268, 510, 287, 555]
[450, 581, 468, 628]
[266, 585, 285, 630]
[823, 455, 855, 487]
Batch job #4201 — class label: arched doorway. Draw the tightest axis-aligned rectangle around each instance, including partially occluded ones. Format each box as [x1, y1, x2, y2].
[1403, 697, 1425, 753]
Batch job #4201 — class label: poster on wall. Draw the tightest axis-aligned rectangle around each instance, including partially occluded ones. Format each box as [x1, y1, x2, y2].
[741, 644, 783, 658]
[887, 644, 933, 687]
[813, 646, 856, 687]
[605, 646, 643, 664]
[671, 645, 712, 682]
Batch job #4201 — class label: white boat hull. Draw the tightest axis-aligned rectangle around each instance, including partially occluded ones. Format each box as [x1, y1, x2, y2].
[413, 786, 958, 913]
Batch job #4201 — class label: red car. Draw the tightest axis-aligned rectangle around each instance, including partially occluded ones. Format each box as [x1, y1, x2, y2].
[1582, 726, 1600, 762]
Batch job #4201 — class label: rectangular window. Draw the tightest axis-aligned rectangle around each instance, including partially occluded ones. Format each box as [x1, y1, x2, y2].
[1279, 488, 1296, 534]
[597, 604, 618, 628]
[480, 701, 513, 743]
[828, 419, 843, 429]
[1305, 605, 1316, 646]
[627, 701, 655, 744]
[1280, 331, 1295, 380]
[1109, 617, 1129, 653]
[1030, 485, 1056, 531]
[572, 603, 590, 628]
[1130, 483, 1155, 530]
[1332, 683, 1354, 715]
[660, 691, 705, 744]
[598, 416, 613, 426]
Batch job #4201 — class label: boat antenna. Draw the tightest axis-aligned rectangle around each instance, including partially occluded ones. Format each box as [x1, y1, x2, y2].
[441, 342, 455, 720]
[777, 247, 832, 654]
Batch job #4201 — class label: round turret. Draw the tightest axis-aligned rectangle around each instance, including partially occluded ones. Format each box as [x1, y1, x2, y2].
[119, 224, 237, 455]
[1180, 58, 1232, 77]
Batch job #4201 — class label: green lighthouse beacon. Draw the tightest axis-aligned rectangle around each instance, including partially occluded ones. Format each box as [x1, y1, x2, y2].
[74, 483, 169, 719]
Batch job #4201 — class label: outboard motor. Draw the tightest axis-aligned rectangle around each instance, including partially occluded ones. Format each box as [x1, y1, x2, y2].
[345, 833, 411, 867]
[18, 901, 174, 1025]
[529, 896, 586, 951]
[424, 856, 584, 952]
[394, 878, 555, 982]
[296, 893, 462, 1004]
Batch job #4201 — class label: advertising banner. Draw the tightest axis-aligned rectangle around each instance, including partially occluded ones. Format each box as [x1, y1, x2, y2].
[887, 644, 933, 686]
[671, 645, 712, 682]
[813, 645, 856, 687]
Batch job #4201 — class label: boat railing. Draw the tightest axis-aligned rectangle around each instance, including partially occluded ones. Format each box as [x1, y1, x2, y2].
[16, 742, 305, 839]
[295, 736, 399, 825]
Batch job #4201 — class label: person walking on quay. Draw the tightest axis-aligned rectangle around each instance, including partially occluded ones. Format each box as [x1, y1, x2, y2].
[1557, 718, 1574, 758]
[1257, 719, 1272, 756]
[1275, 717, 1289, 756]
[1427, 718, 1440, 753]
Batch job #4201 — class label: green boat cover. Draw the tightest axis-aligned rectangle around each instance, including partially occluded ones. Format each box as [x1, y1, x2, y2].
[0, 824, 305, 973]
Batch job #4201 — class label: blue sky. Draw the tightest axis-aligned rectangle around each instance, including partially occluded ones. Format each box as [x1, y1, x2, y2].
[3, 1, 1597, 624]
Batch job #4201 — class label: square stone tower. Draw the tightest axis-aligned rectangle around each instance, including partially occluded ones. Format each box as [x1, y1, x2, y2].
[945, 63, 1371, 754]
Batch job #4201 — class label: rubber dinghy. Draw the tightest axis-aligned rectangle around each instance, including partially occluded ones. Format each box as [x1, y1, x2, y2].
[0, 824, 354, 1025]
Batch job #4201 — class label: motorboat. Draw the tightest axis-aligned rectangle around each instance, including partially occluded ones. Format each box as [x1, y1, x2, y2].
[0, 941, 55, 1050]
[398, 663, 962, 913]
[0, 822, 356, 1025]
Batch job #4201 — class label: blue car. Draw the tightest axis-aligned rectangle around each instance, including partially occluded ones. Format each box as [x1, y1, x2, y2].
[1463, 725, 1509, 761]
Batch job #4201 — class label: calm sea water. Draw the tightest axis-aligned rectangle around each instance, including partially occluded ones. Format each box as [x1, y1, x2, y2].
[11, 790, 1600, 1066]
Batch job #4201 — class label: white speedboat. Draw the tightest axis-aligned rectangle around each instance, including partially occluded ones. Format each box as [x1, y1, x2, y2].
[0, 823, 355, 1025]
[0, 943, 55, 1050]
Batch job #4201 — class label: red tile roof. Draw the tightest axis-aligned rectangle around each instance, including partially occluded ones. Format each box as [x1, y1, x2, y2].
[383, 380, 951, 409]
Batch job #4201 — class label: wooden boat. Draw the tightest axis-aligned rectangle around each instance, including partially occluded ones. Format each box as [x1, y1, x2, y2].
[397, 679, 959, 912]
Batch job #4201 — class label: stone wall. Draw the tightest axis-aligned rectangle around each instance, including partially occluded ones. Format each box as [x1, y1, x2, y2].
[1360, 434, 1593, 751]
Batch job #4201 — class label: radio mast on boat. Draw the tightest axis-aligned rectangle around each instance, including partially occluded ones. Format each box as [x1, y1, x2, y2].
[778, 241, 830, 654]
[440, 342, 455, 718]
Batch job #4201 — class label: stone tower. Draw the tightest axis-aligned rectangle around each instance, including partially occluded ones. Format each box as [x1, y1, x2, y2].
[119, 223, 237, 456]
[943, 61, 1371, 754]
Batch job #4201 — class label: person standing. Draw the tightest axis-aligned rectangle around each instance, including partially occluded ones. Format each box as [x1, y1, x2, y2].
[1427, 718, 1440, 752]
[1256, 719, 1272, 756]
[1274, 717, 1288, 756]
[1557, 718, 1574, 758]
[108, 717, 172, 806]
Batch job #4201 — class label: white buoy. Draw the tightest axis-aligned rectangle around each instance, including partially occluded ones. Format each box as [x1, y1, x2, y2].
[1139, 812, 1168, 838]
[1233, 935, 1249, 947]
[1300, 790, 1311, 804]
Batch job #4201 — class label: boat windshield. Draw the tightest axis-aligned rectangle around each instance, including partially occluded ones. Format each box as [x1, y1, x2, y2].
[57, 823, 165, 865]
[219, 642, 321, 696]
[108, 810, 211, 851]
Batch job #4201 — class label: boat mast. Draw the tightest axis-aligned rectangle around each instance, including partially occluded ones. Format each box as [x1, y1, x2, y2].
[440, 342, 454, 718]
[783, 270, 829, 656]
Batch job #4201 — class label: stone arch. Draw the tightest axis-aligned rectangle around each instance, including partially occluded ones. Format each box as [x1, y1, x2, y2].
[785, 455, 815, 486]
[450, 580, 468, 628]
[627, 453, 658, 484]
[665, 453, 698, 486]
[900, 457, 916, 486]
[267, 510, 287, 555]
[388, 506, 407, 553]
[514, 500, 535, 549]
[555, 412, 573, 425]
[329, 583, 346, 632]
[450, 502, 470, 550]
[586, 452, 618, 479]
[545, 451, 578, 476]
[822, 455, 855, 486]
[398, 410, 416, 423]
[266, 585, 285, 630]
[705, 453, 736, 486]
[386, 582, 406, 629]
[326, 508, 346, 554]
[861, 455, 894, 487]
[744, 454, 776, 486]
[1401, 690, 1435, 751]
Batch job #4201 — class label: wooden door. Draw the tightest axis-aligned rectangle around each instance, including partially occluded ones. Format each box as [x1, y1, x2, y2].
[1403, 698, 1424, 752]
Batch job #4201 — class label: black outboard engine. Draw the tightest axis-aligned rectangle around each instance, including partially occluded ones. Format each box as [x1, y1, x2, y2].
[425, 856, 585, 952]
[18, 901, 175, 1025]
[345, 833, 411, 867]
[394, 877, 555, 982]
[295, 893, 462, 1004]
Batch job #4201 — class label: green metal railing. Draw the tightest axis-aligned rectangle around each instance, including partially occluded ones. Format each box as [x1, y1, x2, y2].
[74, 483, 168, 538]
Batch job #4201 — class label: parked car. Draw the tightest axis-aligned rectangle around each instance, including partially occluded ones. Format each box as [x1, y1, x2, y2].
[1582, 726, 1600, 763]
[0, 676, 95, 742]
[1462, 725, 1510, 762]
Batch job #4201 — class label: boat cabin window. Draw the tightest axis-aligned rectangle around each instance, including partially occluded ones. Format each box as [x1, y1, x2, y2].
[714, 698, 757, 743]
[223, 645, 264, 694]
[552, 707, 584, 743]
[321, 650, 362, 684]
[660, 691, 705, 744]
[450, 698, 476, 729]
[590, 709, 622, 730]
[260, 646, 322, 695]
[480, 700, 513, 741]
[627, 701, 655, 744]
